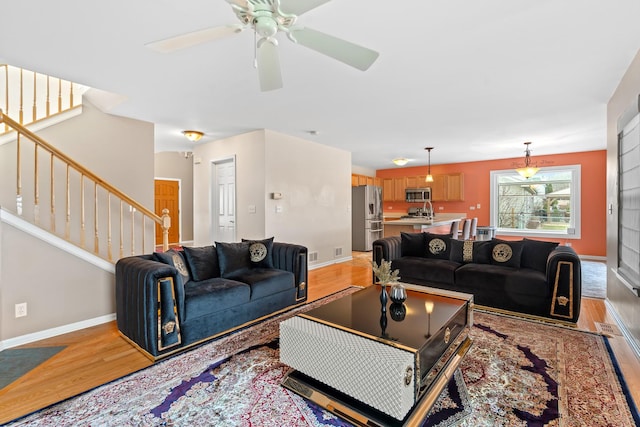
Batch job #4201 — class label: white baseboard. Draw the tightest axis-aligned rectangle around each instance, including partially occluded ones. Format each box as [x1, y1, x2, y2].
[579, 255, 606, 262]
[309, 255, 353, 270]
[1, 313, 115, 350]
[604, 299, 640, 360]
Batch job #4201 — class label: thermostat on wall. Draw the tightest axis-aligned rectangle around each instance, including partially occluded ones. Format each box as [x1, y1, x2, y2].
[271, 192, 283, 200]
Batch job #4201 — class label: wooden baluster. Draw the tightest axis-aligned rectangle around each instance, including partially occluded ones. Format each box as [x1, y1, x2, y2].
[107, 193, 112, 261]
[65, 164, 70, 239]
[131, 206, 135, 255]
[34, 144, 39, 224]
[50, 153, 55, 232]
[46, 75, 50, 117]
[161, 208, 171, 252]
[94, 182, 99, 254]
[57, 78, 62, 113]
[3, 65, 9, 132]
[80, 174, 85, 248]
[16, 132, 22, 216]
[142, 216, 146, 255]
[32, 71, 37, 122]
[119, 201, 124, 259]
[19, 68, 23, 124]
[69, 81, 74, 107]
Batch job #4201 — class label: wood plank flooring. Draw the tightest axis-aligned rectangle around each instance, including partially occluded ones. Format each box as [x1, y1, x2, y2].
[0, 253, 638, 424]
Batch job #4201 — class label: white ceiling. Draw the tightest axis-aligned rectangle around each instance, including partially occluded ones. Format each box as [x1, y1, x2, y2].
[1, 0, 639, 170]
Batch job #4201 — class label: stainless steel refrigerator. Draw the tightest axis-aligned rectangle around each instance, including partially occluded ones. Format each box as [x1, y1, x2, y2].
[352, 185, 383, 251]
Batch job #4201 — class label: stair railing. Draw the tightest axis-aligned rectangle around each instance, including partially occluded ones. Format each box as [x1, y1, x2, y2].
[0, 109, 170, 261]
[1, 64, 86, 133]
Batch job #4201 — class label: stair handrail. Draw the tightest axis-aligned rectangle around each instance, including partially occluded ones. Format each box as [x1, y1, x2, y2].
[0, 108, 170, 256]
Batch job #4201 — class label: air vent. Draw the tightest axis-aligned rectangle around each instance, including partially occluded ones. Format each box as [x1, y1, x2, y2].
[334, 247, 343, 257]
[308, 252, 318, 262]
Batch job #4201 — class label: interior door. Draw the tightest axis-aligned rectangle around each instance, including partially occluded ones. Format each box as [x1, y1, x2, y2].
[154, 179, 180, 245]
[213, 159, 236, 243]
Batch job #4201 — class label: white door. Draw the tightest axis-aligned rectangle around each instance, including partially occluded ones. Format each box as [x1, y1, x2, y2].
[213, 159, 236, 243]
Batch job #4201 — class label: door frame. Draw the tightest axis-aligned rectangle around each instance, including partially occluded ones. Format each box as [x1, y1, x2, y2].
[154, 177, 182, 245]
[211, 156, 237, 243]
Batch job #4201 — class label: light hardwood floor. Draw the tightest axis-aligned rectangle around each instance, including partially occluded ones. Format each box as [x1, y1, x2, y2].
[0, 253, 638, 424]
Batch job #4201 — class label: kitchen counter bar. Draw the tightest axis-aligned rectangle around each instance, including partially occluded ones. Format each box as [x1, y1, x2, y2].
[382, 213, 466, 237]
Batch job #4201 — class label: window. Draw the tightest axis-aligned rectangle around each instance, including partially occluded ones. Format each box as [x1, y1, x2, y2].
[490, 165, 581, 238]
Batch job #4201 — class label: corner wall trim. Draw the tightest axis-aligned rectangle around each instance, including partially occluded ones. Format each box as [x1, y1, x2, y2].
[0, 208, 114, 274]
[1, 313, 116, 350]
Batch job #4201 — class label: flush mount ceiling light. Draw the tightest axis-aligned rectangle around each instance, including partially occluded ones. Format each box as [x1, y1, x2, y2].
[182, 130, 204, 142]
[425, 147, 434, 182]
[392, 158, 409, 166]
[515, 141, 539, 179]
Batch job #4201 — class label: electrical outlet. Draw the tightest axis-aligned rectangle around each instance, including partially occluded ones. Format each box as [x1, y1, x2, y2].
[476, 203, 481, 209]
[15, 302, 27, 318]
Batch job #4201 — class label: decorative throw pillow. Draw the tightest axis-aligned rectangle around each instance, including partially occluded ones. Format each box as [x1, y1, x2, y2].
[215, 241, 251, 277]
[182, 245, 219, 281]
[154, 249, 191, 284]
[490, 239, 524, 268]
[401, 232, 426, 257]
[521, 238, 559, 273]
[449, 239, 492, 264]
[424, 233, 452, 260]
[241, 237, 275, 269]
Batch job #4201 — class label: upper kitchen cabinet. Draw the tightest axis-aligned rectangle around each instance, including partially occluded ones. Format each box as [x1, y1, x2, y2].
[405, 175, 427, 188]
[351, 174, 381, 187]
[382, 177, 406, 201]
[430, 173, 464, 201]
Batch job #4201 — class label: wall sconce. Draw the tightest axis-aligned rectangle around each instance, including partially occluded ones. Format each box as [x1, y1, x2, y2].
[515, 142, 539, 179]
[182, 130, 204, 142]
[393, 158, 409, 166]
[424, 147, 434, 182]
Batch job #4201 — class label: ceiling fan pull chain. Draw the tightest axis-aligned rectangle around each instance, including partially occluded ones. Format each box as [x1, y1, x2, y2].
[253, 29, 258, 68]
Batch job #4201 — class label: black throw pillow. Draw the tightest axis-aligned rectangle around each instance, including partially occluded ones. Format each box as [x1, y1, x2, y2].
[401, 232, 426, 257]
[490, 238, 524, 268]
[424, 232, 452, 260]
[241, 237, 275, 269]
[215, 241, 251, 277]
[522, 238, 559, 273]
[154, 249, 191, 284]
[450, 239, 493, 264]
[182, 245, 220, 281]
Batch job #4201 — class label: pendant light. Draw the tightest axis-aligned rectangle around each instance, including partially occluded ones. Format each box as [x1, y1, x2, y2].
[515, 142, 539, 179]
[425, 147, 434, 182]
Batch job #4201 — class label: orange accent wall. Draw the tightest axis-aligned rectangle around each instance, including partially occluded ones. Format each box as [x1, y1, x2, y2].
[377, 150, 606, 257]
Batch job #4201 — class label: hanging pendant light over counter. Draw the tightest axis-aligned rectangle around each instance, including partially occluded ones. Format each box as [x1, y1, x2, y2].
[425, 147, 434, 182]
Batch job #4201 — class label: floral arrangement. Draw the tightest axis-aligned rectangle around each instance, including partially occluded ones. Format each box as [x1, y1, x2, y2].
[371, 259, 400, 285]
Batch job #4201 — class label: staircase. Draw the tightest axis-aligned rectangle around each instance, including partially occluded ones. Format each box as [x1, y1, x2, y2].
[0, 65, 170, 350]
[0, 64, 170, 262]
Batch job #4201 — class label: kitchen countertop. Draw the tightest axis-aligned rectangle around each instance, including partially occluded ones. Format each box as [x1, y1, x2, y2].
[383, 213, 466, 226]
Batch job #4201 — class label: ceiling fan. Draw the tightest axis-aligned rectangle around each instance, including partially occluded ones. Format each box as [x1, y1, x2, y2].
[146, 0, 379, 91]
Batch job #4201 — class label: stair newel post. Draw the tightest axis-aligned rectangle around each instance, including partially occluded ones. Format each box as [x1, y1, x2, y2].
[161, 208, 171, 252]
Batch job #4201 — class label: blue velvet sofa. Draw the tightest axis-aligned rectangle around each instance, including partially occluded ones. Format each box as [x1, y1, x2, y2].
[373, 233, 581, 323]
[116, 239, 308, 359]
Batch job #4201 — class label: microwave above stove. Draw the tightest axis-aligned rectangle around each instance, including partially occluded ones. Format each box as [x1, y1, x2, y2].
[405, 188, 431, 203]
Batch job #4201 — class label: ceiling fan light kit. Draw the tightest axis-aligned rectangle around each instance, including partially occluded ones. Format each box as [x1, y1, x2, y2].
[146, 0, 379, 92]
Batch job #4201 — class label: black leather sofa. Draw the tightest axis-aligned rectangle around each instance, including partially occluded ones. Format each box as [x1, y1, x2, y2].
[116, 239, 307, 359]
[373, 233, 581, 323]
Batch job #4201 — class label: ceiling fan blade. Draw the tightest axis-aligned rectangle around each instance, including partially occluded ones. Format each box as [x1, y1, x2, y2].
[279, 0, 332, 16]
[257, 41, 283, 91]
[146, 25, 243, 53]
[290, 27, 379, 71]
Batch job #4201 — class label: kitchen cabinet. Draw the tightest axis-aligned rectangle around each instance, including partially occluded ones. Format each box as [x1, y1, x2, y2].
[382, 178, 406, 201]
[430, 173, 464, 201]
[405, 175, 427, 188]
[351, 174, 381, 187]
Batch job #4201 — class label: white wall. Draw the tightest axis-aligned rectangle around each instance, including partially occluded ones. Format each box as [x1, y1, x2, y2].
[192, 129, 352, 266]
[193, 130, 267, 245]
[264, 130, 352, 264]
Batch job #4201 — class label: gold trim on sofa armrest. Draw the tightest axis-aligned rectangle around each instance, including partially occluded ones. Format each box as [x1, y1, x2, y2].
[550, 261, 574, 320]
[157, 277, 182, 352]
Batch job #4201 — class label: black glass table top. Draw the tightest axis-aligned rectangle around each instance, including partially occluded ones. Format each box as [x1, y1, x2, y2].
[300, 285, 470, 351]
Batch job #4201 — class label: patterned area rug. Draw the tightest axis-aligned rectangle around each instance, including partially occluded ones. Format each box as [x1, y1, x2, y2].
[6, 301, 639, 426]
